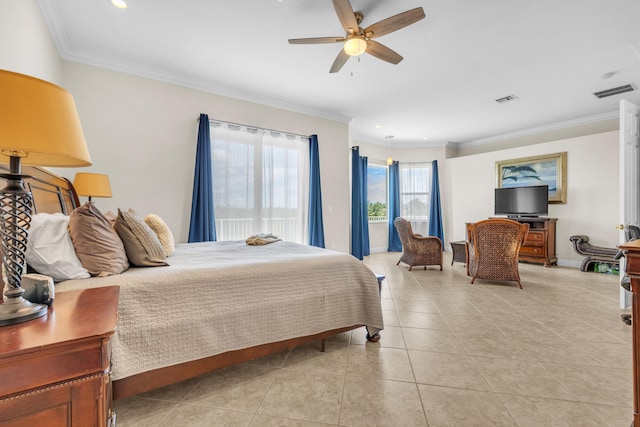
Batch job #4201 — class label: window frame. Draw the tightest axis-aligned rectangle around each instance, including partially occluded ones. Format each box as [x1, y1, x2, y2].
[210, 124, 309, 243]
[399, 162, 431, 234]
[367, 161, 389, 224]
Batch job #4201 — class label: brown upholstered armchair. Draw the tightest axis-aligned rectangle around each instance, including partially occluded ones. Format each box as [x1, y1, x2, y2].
[394, 217, 443, 271]
[466, 218, 529, 289]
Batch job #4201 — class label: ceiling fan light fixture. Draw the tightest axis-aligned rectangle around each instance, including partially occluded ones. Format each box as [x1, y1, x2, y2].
[111, 0, 127, 9]
[344, 35, 366, 56]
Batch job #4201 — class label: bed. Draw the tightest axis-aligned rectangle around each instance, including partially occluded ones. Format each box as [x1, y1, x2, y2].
[7, 166, 384, 400]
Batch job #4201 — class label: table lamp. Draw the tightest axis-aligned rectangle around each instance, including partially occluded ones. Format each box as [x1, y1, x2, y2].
[0, 70, 92, 326]
[73, 173, 112, 202]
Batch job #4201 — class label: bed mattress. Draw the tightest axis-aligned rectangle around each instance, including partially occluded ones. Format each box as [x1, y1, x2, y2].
[56, 241, 384, 380]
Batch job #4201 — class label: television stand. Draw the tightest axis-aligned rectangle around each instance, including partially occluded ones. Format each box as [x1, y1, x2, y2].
[512, 217, 557, 266]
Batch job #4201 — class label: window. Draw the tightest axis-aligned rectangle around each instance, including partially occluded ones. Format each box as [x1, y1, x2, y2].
[399, 162, 430, 236]
[367, 163, 388, 223]
[211, 124, 309, 243]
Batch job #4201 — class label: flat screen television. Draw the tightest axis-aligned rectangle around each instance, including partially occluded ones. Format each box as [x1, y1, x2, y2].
[494, 185, 549, 217]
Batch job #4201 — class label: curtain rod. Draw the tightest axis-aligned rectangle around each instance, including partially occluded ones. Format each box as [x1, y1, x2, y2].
[197, 116, 310, 139]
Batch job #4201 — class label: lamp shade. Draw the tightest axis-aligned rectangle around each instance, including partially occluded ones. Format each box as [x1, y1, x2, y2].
[73, 173, 112, 198]
[0, 70, 92, 167]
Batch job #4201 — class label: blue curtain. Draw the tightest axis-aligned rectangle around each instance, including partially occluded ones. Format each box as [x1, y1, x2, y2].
[360, 155, 370, 257]
[387, 160, 402, 251]
[308, 135, 325, 248]
[351, 147, 370, 260]
[188, 113, 216, 242]
[428, 160, 444, 247]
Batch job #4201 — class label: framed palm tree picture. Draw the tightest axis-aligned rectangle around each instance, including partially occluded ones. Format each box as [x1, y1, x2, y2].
[496, 152, 567, 203]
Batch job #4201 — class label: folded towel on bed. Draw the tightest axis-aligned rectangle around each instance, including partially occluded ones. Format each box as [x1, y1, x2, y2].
[246, 233, 282, 245]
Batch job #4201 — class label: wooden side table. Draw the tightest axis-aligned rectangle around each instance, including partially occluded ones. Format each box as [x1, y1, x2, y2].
[0, 286, 119, 427]
[619, 240, 640, 426]
[450, 241, 468, 266]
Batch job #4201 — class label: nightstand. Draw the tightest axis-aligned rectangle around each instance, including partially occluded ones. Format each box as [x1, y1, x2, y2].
[0, 286, 119, 427]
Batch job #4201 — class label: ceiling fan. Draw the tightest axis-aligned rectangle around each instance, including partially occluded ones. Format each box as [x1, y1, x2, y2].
[288, 0, 425, 73]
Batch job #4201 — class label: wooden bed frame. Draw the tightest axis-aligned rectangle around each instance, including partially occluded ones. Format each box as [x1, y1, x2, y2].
[113, 325, 356, 399]
[10, 166, 362, 400]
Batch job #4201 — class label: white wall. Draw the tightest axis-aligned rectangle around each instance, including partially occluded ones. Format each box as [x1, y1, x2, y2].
[0, 0, 61, 83]
[358, 132, 619, 267]
[1, 1, 352, 252]
[1, 1, 622, 265]
[447, 131, 619, 267]
[55, 62, 352, 251]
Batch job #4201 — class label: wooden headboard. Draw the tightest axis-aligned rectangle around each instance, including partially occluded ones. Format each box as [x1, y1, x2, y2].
[0, 165, 80, 215]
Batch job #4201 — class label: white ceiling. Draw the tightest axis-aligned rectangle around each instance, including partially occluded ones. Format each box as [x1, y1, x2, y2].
[38, 0, 640, 148]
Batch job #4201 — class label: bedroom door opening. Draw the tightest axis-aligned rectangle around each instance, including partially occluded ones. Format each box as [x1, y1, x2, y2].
[620, 99, 640, 309]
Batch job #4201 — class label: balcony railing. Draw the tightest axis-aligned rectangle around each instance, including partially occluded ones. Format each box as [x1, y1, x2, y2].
[368, 216, 388, 223]
[215, 218, 302, 243]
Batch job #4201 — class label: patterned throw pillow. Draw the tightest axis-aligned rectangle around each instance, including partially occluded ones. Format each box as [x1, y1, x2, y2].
[144, 213, 175, 257]
[69, 202, 129, 277]
[114, 209, 168, 267]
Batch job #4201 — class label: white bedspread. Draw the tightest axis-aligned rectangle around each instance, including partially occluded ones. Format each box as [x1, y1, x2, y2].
[56, 241, 384, 380]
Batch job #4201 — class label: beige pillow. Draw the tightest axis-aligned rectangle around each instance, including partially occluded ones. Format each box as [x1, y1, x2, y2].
[69, 203, 129, 277]
[103, 210, 117, 227]
[114, 209, 168, 267]
[144, 213, 175, 257]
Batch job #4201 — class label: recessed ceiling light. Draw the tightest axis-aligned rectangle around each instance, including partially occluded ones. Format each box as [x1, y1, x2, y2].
[375, 125, 381, 129]
[423, 137, 429, 140]
[601, 71, 617, 79]
[111, 0, 127, 9]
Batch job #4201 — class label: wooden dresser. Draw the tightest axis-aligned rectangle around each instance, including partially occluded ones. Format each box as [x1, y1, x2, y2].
[515, 217, 558, 266]
[619, 239, 640, 426]
[0, 286, 119, 427]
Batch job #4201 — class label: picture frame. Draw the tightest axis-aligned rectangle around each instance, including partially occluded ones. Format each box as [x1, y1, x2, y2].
[496, 152, 567, 203]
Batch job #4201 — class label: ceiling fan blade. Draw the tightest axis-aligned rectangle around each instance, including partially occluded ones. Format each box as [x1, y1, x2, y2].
[364, 7, 425, 39]
[332, 0, 359, 34]
[366, 40, 403, 64]
[329, 49, 350, 73]
[288, 37, 345, 44]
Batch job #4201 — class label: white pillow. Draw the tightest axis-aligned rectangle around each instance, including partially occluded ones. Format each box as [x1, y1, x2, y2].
[26, 213, 90, 282]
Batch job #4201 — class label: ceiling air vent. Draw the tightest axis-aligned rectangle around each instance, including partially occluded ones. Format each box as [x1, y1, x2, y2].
[593, 84, 635, 99]
[495, 94, 519, 103]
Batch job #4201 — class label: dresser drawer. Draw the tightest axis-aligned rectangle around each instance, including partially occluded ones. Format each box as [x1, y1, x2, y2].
[513, 218, 557, 266]
[524, 231, 546, 246]
[0, 339, 103, 397]
[520, 245, 546, 257]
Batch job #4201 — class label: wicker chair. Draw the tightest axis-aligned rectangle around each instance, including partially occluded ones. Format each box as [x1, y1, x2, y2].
[394, 217, 443, 271]
[466, 218, 529, 289]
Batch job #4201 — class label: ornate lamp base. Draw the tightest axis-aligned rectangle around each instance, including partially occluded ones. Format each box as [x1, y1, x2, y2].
[0, 156, 47, 326]
[0, 295, 47, 326]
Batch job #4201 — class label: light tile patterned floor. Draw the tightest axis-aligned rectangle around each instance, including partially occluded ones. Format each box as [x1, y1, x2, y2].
[114, 252, 633, 426]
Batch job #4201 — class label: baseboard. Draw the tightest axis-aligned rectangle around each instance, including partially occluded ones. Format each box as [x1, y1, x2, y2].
[557, 259, 581, 269]
[370, 247, 389, 254]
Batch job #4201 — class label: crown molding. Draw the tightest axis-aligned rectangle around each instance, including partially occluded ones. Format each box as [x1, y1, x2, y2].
[448, 111, 619, 150]
[63, 51, 353, 124]
[38, 0, 351, 125]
